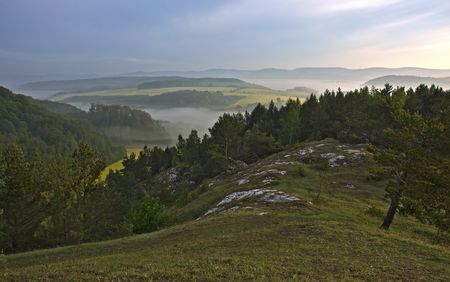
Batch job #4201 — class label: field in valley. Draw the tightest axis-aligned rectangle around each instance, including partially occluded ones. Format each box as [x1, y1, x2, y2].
[50, 86, 308, 109]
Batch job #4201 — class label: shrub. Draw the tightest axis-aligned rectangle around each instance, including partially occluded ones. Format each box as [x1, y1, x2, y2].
[126, 194, 171, 234]
[297, 166, 306, 177]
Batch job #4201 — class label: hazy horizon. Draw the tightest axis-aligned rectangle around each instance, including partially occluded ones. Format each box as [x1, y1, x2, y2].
[1, 0, 450, 76]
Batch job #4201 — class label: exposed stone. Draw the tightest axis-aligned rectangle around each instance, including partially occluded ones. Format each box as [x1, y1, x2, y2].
[228, 159, 248, 171]
[298, 146, 314, 157]
[320, 153, 346, 167]
[262, 177, 276, 185]
[238, 178, 250, 185]
[202, 188, 302, 217]
[261, 191, 300, 203]
[344, 149, 366, 160]
[344, 183, 355, 189]
[167, 168, 182, 183]
[203, 207, 222, 217]
[217, 189, 277, 206]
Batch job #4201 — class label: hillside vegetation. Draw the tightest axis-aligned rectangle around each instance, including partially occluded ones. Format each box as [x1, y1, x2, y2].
[2, 139, 449, 281]
[21, 76, 264, 94]
[61, 90, 244, 110]
[1, 84, 448, 280]
[0, 86, 125, 162]
[136, 77, 266, 90]
[86, 104, 171, 146]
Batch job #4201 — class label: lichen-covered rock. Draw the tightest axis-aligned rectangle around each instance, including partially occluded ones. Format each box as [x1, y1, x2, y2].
[167, 168, 182, 183]
[238, 178, 250, 185]
[228, 159, 248, 172]
[202, 189, 302, 217]
[217, 189, 277, 206]
[298, 146, 314, 157]
[261, 191, 300, 203]
[344, 183, 355, 189]
[320, 153, 346, 167]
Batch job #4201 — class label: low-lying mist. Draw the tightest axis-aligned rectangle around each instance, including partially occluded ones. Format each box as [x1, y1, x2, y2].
[143, 107, 235, 142]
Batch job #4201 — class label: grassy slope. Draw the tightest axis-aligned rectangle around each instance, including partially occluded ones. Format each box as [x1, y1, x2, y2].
[51, 86, 303, 108]
[100, 148, 141, 180]
[2, 139, 449, 281]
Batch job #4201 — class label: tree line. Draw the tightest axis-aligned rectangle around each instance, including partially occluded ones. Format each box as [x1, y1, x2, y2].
[111, 84, 449, 232]
[0, 86, 125, 162]
[0, 84, 448, 253]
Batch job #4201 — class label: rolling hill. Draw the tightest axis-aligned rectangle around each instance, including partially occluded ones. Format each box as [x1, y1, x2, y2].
[20, 76, 265, 94]
[121, 67, 450, 80]
[0, 86, 125, 162]
[60, 90, 244, 110]
[364, 75, 450, 89]
[3, 139, 449, 280]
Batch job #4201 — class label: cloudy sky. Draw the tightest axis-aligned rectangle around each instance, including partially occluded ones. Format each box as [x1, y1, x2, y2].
[1, 0, 450, 75]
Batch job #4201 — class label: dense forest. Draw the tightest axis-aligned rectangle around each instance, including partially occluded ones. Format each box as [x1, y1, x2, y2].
[0, 84, 448, 254]
[0, 86, 125, 162]
[87, 104, 170, 145]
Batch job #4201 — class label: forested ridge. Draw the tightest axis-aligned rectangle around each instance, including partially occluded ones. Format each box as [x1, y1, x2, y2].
[0, 84, 448, 254]
[61, 89, 243, 109]
[86, 104, 170, 145]
[0, 86, 125, 162]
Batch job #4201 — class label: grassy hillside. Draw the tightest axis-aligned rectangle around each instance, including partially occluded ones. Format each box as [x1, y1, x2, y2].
[52, 86, 301, 110]
[61, 90, 244, 110]
[21, 76, 265, 93]
[3, 139, 449, 280]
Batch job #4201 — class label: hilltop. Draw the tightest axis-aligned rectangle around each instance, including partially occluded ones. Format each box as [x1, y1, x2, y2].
[3, 139, 449, 281]
[364, 75, 450, 89]
[20, 76, 265, 94]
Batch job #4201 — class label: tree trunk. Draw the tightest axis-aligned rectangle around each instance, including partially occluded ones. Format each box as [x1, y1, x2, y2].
[225, 140, 229, 160]
[11, 233, 18, 253]
[380, 195, 399, 230]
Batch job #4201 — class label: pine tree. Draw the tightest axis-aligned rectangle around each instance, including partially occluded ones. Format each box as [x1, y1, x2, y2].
[370, 108, 449, 231]
[0, 144, 42, 252]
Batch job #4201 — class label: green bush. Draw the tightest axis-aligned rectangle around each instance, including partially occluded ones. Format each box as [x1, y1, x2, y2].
[126, 194, 171, 234]
[297, 166, 306, 177]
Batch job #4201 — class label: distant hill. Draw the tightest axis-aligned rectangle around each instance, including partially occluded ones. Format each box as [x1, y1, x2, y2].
[364, 75, 450, 89]
[137, 77, 265, 90]
[22, 76, 166, 92]
[0, 86, 125, 162]
[285, 86, 318, 97]
[20, 76, 266, 94]
[120, 67, 450, 81]
[61, 90, 243, 109]
[86, 104, 171, 146]
[33, 97, 171, 146]
[18, 67, 450, 96]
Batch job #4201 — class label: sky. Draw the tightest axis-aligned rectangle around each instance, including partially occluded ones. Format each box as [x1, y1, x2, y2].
[1, 0, 450, 75]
